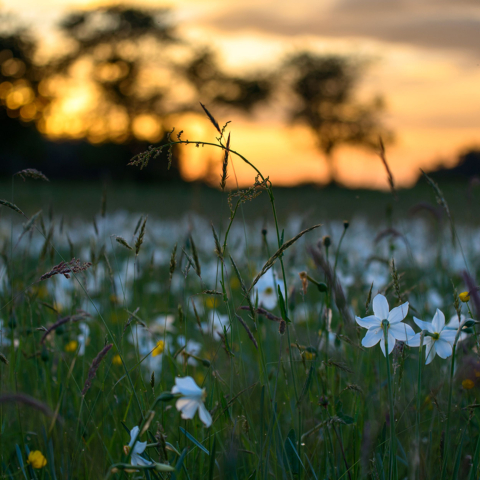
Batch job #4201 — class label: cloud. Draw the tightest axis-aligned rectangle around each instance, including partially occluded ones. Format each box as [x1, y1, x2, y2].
[203, 0, 480, 57]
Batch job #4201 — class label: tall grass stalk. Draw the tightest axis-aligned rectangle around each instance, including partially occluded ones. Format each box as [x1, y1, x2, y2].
[383, 321, 396, 480]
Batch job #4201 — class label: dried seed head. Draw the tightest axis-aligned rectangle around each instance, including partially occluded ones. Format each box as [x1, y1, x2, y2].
[115, 236, 133, 250]
[169, 244, 177, 284]
[82, 344, 113, 396]
[220, 133, 230, 191]
[14, 168, 49, 182]
[322, 235, 331, 248]
[135, 216, 148, 256]
[40, 258, 92, 281]
[299, 271, 308, 295]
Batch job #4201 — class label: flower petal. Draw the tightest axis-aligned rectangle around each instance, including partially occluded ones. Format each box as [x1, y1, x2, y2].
[373, 294, 389, 320]
[387, 302, 409, 324]
[132, 440, 147, 455]
[356, 315, 381, 329]
[128, 426, 140, 448]
[198, 403, 212, 427]
[389, 322, 415, 341]
[132, 453, 152, 466]
[413, 317, 434, 333]
[172, 376, 203, 396]
[439, 329, 456, 344]
[176, 398, 199, 420]
[435, 339, 453, 359]
[446, 314, 464, 329]
[425, 341, 436, 364]
[406, 332, 422, 347]
[387, 331, 396, 354]
[379, 333, 395, 356]
[361, 327, 383, 347]
[379, 338, 386, 356]
[432, 309, 445, 332]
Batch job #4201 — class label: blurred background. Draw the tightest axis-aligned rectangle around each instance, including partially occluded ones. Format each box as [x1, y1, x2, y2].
[0, 0, 479, 202]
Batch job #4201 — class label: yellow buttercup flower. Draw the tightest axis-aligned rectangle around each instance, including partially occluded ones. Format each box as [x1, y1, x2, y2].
[152, 340, 165, 357]
[112, 354, 123, 366]
[205, 297, 217, 309]
[304, 351, 315, 361]
[65, 340, 78, 352]
[28, 450, 47, 469]
[462, 379, 475, 390]
[459, 291, 470, 303]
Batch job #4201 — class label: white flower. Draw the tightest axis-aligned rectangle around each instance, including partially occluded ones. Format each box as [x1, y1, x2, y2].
[171, 376, 212, 427]
[208, 314, 229, 339]
[176, 337, 202, 366]
[151, 314, 176, 334]
[254, 270, 284, 311]
[77, 323, 90, 356]
[445, 314, 469, 342]
[409, 309, 456, 364]
[355, 294, 413, 356]
[124, 426, 151, 466]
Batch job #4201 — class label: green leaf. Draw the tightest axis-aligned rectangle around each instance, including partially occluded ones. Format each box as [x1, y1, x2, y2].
[283, 429, 299, 474]
[209, 435, 216, 480]
[15, 445, 28, 480]
[171, 447, 189, 480]
[335, 400, 355, 425]
[179, 427, 209, 455]
[277, 286, 291, 323]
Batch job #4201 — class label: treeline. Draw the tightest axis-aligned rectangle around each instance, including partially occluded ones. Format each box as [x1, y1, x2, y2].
[0, 6, 390, 183]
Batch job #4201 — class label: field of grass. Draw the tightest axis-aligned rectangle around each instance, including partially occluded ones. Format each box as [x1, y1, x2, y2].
[1, 133, 480, 479]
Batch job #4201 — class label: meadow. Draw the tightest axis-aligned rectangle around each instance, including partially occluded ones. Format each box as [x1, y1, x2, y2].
[1, 117, 480, 480]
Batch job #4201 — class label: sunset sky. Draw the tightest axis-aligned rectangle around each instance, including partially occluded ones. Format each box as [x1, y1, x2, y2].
[2, 0, 479, 189]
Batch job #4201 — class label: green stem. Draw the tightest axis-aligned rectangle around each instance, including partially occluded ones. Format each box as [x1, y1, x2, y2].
[333, 226, 347, 278]
[441, 327, 462, 479]
[415, 332, 424, 480]
[383, 322, 396, 480]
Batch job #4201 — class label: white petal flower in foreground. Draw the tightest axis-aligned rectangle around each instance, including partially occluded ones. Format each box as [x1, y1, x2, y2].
[408, 309, 456, 364]
[124, 426, 152, 466]
[171, 376, 212, 427]
[355, 294, 413, 356]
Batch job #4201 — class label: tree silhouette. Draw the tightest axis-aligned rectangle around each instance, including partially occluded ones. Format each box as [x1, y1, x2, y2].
[283, 52, 392, 182]
[46, 6, 272, 143]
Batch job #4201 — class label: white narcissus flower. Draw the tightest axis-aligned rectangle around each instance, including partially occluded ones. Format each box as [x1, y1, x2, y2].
[124, 426, 151, 466]
[445, 314, 470, 342]
[409, 309, 456, 364]
[254, 270, 284, 311]
[355, 294, 414, 356]
[172, 376, 212, 427]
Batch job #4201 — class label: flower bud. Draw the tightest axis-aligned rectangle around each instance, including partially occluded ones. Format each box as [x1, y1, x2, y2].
[459, 291, 470, 302]
[156, 392, 175, 402]
[318, 396, 329, 408]
[155, 463, 175, 472]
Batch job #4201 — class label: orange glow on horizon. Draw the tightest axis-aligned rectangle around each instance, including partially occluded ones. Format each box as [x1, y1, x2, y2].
[2, 0, 479, 189]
